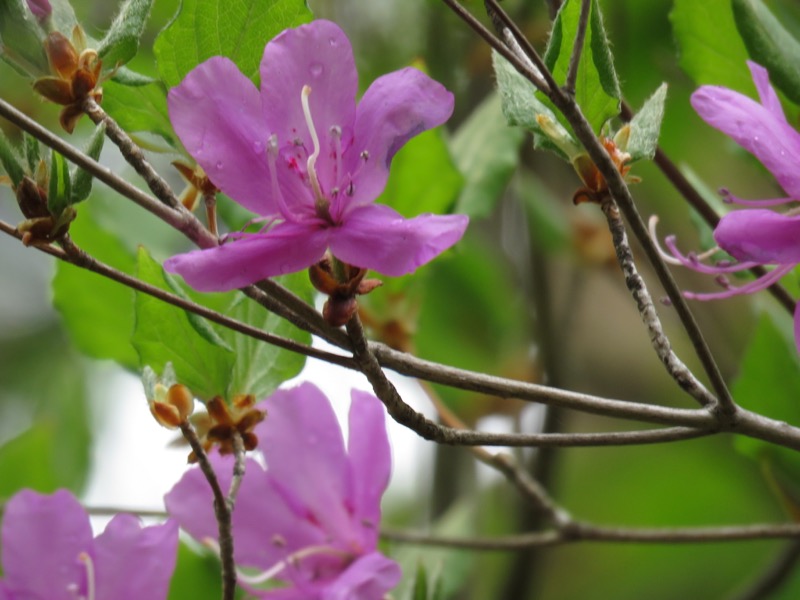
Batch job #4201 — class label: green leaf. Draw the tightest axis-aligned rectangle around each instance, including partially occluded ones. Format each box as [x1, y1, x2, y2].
[450, 92, 525, 219]
[102, 79, 179, 149]
[626, 83, 667, 162]
[154, 0, 312, 88]
[47, 150, 71, 216]
[70, 123, 106, 203]
[379, 127, 463, 219]
[23, 132, 40, 174]
[97, 0, 154, 68]
[732, 0, 800, 105]
[111, 65, 159, 86]
[492, 50, 578, 161]
[412, 564, 429, 600]
[733, 312, 800, 479]
[0, 128, 24, 188]
[216, 272, 312, 400]
[133, 247, 235, 401]
[168, 542, 227, 599]
[542, 0, 620, 134]
[670, 0, 754, 93]
[0, 0, 48, 76]
[52, 206, 139, 369]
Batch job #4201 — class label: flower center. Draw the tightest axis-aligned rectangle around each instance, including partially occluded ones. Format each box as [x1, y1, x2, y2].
[301, 85, 334, 223]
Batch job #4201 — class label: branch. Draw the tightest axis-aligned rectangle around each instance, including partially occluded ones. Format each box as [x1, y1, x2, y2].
[730, 540, 800, 600]
[382, 521, 800, 550]
[178, 421, 237, 600]
[600, 199, 720, 409]
[226, 433, 246, 511]
[564, 0, 591, 95]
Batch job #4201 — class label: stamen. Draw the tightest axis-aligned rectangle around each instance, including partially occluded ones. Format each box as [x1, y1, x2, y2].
[301, 86, 324, 203]
[720, 187, 796, 207]
[237, 544, 351, 586]
[79, 552, 96, 600]
[330, 125, 342, 185]
[648, 216, 687, 266]
[266, 135, 294, 222]
[685, 263, 795, 301]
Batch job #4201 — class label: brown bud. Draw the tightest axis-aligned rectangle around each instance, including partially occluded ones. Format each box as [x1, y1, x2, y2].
[167, 384, 194, 422]
[45, 32, 78, 79]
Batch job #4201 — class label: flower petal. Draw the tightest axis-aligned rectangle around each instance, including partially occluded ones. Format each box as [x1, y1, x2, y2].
[164, 221, 329, 291]
[260, 20, 357, 153]
[346, 390, 391, 549]
[168, 56, 274, 215]
[691, 77, 800, 198]
[257, 383, 353, 543]
[329, 204, 468, 276]
[322, 552, 401, 600]
[93, 515, 178, 600]
[714, 209, 800, 264]
[345, 67, 454, 208]
[1, 489, 93, 599]
[165, 455, 323, 569]
[748, 61, 785, 121]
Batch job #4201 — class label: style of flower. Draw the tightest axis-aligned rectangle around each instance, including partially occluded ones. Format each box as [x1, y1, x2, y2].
[163, 19, 469, 292]
[653, 61, 800, 353]
[165, 382, 400, 599]
[0, 489, 178, 600]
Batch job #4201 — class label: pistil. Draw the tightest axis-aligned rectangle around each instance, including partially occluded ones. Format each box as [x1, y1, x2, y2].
[301, 86, 333, 222]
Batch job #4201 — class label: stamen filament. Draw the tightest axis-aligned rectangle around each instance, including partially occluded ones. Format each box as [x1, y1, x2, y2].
[78, 552, 95, 600]
[238, 544, 352, 585]
[685, 263, 795, 301]
[301, 86, 324, 203]
[267, 135, 294, 222]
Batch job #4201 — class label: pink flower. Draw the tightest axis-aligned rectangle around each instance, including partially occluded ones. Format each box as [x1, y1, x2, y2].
[164, 20, 468, 292]
[165, 383, 400, 599]
[0, 489, 178, 599]
[654, 61, 800, 352]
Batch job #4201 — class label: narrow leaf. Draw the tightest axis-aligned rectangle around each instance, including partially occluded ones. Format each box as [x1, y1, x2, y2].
[451, 92, 525, 218]
[626, 83, 668, 162]
[0, 128, 25, 188]
[70, 123, 106, 203]
[154, 0, 312, 88]
[732, 0, 800, 105]
[112, 66, 159, 86]
[102, 79, 179, 149]
[542, 0, 620, 133]
[47, 149, 71, 216]
[133, 247, 235, 401]
[97, 0, 154, 68]
[23, 133, 40, 174]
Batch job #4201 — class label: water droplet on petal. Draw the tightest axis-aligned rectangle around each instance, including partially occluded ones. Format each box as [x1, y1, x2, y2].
[753, 135, 760, 143]
[329, 37, 338, 47]
[215, 160, 223, 170]
[309, 62, 324, 78]
[252, 140, 264, 154]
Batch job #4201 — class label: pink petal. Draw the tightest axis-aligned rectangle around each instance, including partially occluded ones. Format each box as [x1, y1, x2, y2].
[164, 221, 330, 291]
[260, 20, 357, 155]
[27, 0, 51, 19]
[257, 383, 353, 543]
[323, 552, 402, 600]
[1, 489, 93, 599]
[93, 515, 178, 600]
[346, 390, 391, 549]
[691, 81, 800, 199]
[165, 455, 323, 569]
[344, 67, 454, 209]
[329, 204, 468, 276]
[168, 57, 275, 215]
[714, 209, 800, 264]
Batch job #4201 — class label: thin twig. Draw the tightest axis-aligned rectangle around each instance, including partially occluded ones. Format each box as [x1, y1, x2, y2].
[226, 433, 246, 512]
[564, 0, 591, 95]
[600, 199, 720, 409]
[179, 421, 237, 600]
[729, 540, 800, 600]
[82, 98, 182, 210]
[0, 223, 356, 370]
[382, 522, 800, 550]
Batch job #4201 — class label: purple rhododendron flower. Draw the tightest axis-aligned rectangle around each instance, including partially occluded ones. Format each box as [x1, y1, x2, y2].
[164, 20, 469, 292]
[654, 61, 800, 353]
[26, 0, 51, 20]
[0, 489, 178, 600]
[165, 382, 400, 599]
